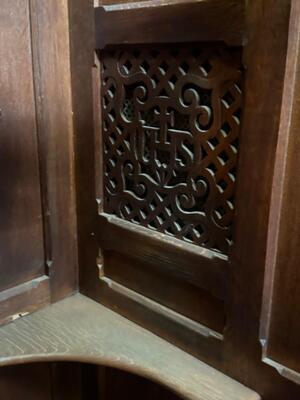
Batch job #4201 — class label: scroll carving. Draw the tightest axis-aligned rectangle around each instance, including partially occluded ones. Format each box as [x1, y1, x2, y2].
[100, 44, 243, 254]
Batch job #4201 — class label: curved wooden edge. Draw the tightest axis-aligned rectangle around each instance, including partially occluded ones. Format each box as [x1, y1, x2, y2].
[0, 294, 259, 400]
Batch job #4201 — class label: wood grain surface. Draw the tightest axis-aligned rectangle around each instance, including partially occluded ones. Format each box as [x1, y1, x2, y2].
[95, 0, 244, 48]
[0, 294, 259, 400]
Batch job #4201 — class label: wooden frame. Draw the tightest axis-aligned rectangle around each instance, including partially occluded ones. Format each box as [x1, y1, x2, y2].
[0, 0, 78, 325]
[260, 0, 300, 385]
[95, 0, 244, 49]
[72, 0, 300, 398]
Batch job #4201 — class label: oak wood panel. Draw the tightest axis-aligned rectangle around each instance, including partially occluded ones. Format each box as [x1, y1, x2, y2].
[30, 0, 78, 301]
[0, 294, 260, 400]
[95, 0, 244, 49]
[0, 0, 45, 291]
[260, 0, 300, 384]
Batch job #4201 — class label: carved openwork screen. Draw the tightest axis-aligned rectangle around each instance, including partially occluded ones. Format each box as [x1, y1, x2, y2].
[101, 44, 242, 255]
[96, 39, 243, 345]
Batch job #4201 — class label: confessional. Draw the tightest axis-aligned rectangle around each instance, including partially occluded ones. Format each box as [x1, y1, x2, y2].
[1, 0, 300, 398]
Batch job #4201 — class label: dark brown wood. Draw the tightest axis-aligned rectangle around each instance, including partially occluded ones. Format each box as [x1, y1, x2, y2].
[0, 364, 52, 400]
[100, 43, 242, 254]
[68, 0, 100, 300]
[260, 0, 300, 384]
[104, 367, 182, 400]
[93, 28, 244, 365]
[73, 0, 300, 398]
[97, 214, 228, 299]
[51, 362, 82, 400]
[0, 276, 50, 326]
[0, 294, 260, 400]
[102, 250, 225, 332]
[30, 0, 78, 301]
[0, 362, 84, 400]
[95, 0, 244, 49]
[0, 0, 78, 323]
[221, 1, 300, 399]
[0, 0, 45, 291]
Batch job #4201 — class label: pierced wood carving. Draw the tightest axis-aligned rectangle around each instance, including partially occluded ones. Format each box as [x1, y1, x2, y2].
[100, 44, 243, 254]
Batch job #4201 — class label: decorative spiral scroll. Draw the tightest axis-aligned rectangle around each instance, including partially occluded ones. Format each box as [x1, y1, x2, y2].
[101, 44, 243, 254]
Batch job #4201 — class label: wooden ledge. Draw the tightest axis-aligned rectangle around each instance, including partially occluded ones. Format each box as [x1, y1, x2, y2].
[95, 0, 245, 49]
[0, 294, 259, 400]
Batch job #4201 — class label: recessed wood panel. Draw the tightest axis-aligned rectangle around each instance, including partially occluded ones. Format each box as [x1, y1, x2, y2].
[0, 0, 45, 290]
[260, 0, 300, 384]
[104, 250, 225, 332]
[96, 40, 242, 335]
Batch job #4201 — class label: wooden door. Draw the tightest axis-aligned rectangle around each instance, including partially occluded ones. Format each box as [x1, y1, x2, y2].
[0, 0, 77, 324]
[71, 0, 300, 398]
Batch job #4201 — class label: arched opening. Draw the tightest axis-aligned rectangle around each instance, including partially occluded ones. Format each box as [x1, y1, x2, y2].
[0, 362, 183, 399]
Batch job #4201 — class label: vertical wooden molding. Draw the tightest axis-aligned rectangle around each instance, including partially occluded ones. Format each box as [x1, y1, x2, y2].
[68, 0, 101, 299]
[30, 0, 79, 301]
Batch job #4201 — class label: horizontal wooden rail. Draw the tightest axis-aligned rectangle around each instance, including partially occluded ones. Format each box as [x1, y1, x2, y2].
[95, 0, 245, 49]
[0, 294, 259, 400]
[96, 213, 229, 300]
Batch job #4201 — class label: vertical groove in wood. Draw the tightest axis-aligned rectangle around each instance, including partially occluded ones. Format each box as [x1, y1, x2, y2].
[29, 0, 52, 274]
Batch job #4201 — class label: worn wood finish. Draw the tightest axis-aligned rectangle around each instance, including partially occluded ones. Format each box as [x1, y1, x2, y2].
[0, 294, 260, 400]
[97, 275, 224, 363]
[260, 0, 300, 385]
[95, 0, 244, 49]
[0, 0, 45, 291]
[0, 276, 50, 326]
